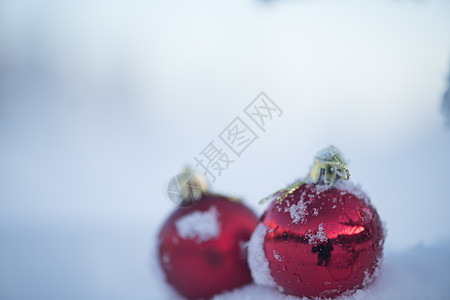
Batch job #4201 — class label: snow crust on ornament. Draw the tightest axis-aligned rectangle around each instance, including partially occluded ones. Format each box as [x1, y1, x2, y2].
[334, 179, 371, 204]
[362, 256, 383, 287]
[289, 200, 308, 224]
[302, 174, 371, 205]
[306, 223, 328, 246]
[273, 250, 282, 262]
[175, 205, 220, 243]
[315, 145, 348, 164]
[248, 223, 277, 288]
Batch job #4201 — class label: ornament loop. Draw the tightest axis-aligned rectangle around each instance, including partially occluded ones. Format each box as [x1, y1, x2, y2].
[333, 155, 350, 180]
[259, 180, 305, 205]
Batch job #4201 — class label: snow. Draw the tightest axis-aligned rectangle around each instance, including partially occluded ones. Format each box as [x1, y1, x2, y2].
[247, 223, 277, 288]
[175, 206, 220, 243]
[273, 250, 282, 262]
[295, 177, 370, 206]
[315, 145, 348, 165]
[362, 257, 382, 287]
[443, 70, 450, 126]
[306, 223, 328, 246]
[289, 201, 309, 224]
[310, 183, 332, 195]
[0, 225, 448, 300]
[213, 241, 450, 300]
[334, 180, 371, 204]
[283, 178, 371, 224]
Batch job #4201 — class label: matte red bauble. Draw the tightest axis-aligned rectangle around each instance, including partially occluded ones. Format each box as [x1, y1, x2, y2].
[248, 146, 384, 299]
[158, 171, 258, 299]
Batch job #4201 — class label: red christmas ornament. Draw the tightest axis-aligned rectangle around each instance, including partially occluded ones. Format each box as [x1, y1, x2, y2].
[158, 171, 258, 299]
[248, 146, 385, 299]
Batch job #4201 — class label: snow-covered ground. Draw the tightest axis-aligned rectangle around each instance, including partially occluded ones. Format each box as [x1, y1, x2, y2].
[1, 0, 450, 299]
[1, 225, 449, 300]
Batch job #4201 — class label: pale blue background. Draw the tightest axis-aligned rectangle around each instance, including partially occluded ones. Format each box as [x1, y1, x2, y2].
[1, 0, 450, 299]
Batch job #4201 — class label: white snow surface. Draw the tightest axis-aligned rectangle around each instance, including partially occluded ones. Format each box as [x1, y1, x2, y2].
[247, 223, 277, 288]
[213, 242, 450, 300]
[175, 205, 220, 243]
[1, 225, 449, 300]
[362, 257, 382, 288]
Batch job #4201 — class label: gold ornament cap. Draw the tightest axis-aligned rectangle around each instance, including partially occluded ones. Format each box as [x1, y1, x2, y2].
[309, 145, 350, 186]
[167, 167, 209, 207]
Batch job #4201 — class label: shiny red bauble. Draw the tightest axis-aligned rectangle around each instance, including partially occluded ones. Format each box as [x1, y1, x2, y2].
[158, 194, 258, 299]
[252, 182, 384, 299]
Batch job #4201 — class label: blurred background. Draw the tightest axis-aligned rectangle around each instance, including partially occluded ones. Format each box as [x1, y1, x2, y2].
[1, 0, 450, 299]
